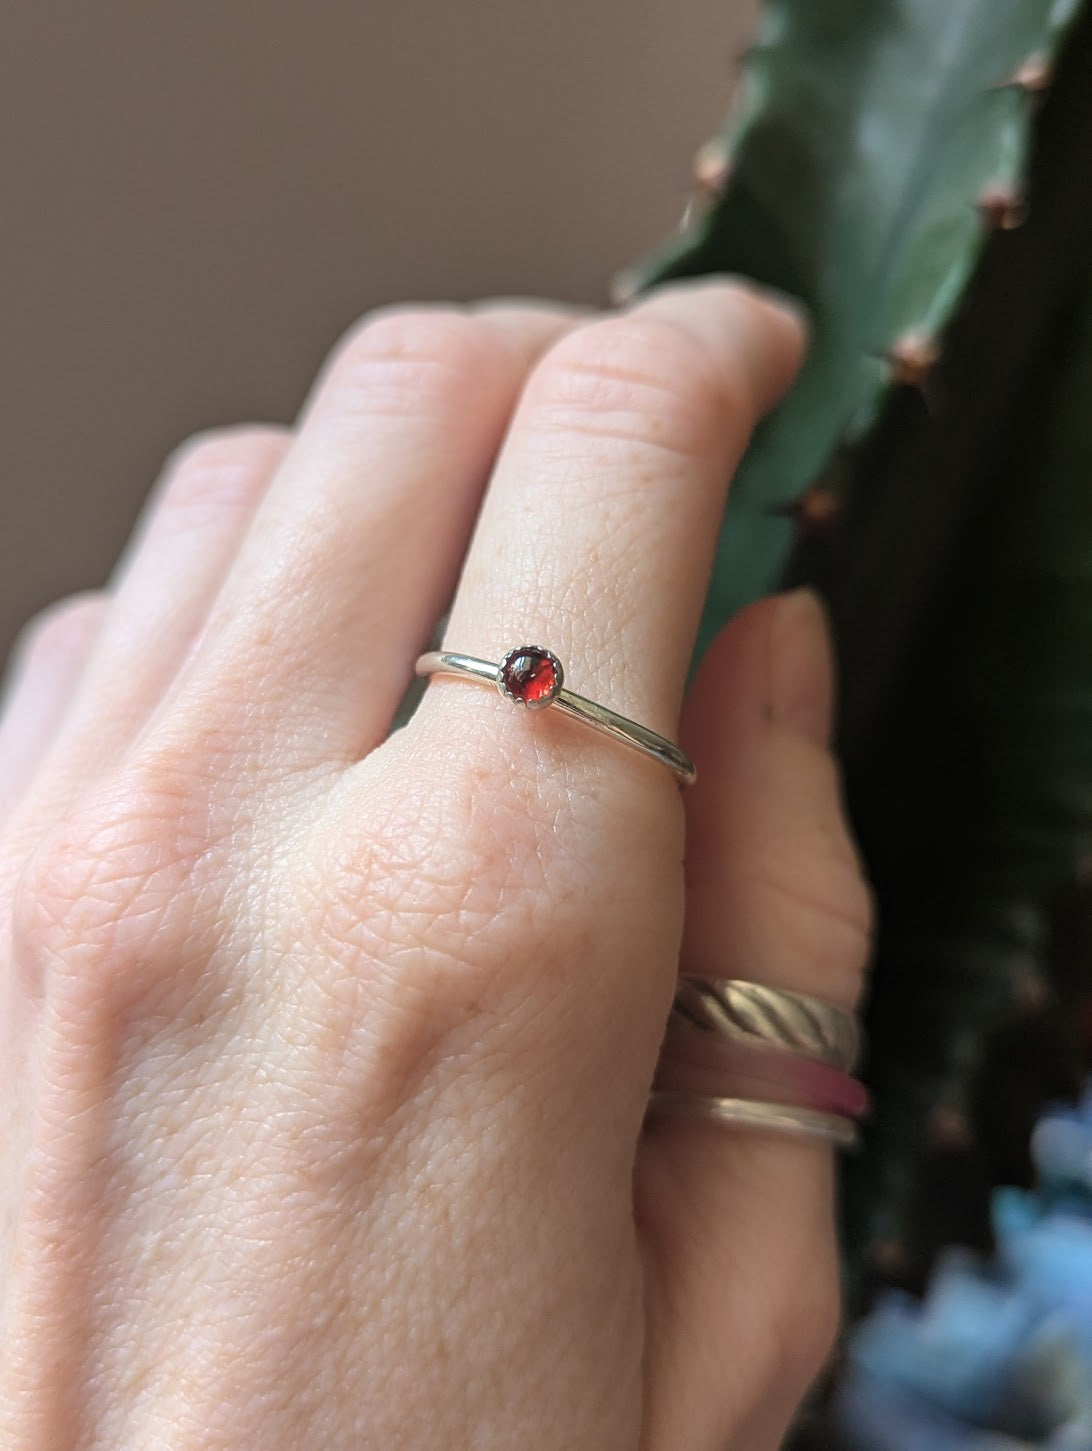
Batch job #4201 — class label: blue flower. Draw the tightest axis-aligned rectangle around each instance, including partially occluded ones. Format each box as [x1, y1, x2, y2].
[837, 1089, 1092, 1449]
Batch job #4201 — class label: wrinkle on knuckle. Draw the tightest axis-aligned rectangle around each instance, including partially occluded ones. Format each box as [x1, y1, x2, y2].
[527, 314, 748, 466]
[10, 592, 105, 671]
[322, 307, 503, 423]
[165, 425, 286, 478]
[158, 427, 287, 526]
[316, 757, 552, 977]
[289, 754, 571, 1115]
[11, 753, 227, 1025]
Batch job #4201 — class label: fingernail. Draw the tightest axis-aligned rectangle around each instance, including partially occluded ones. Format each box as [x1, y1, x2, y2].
[768, 588, 834, 746]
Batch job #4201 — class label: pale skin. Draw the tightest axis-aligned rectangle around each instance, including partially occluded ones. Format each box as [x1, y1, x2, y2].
[0, 279, 873, 1450]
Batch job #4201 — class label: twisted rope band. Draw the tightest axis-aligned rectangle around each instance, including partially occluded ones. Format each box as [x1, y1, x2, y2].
[671, 978, 862, 1074]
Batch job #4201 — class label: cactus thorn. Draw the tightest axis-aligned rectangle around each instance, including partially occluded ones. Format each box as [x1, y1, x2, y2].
[976, 182, 1028, 233]
[927, 1105, 973, 1149]
[693, 137, 731, 198]
[733, 39, 765, 70]
[1013, 971, 1051, 1014]
[867, 1238, 910, 1277]
[677, 196, 700, 234]
[609, 269, 641, 307]
[772, 485, 840, 532]
[881, 332, 940, 395]
[991, 51, 1053, 98]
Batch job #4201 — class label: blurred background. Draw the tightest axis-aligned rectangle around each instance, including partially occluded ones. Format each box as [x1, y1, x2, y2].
[1, 0, 754, 661]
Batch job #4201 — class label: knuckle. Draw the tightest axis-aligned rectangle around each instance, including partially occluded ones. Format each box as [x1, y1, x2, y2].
[316, 754, 552, 979]
[11, 752, 218, 1021]
[528, 313, 751, 464]
[323, 306, 503, 420]
[159, 426, 288, 521]
[11, 592, 106, 670]
[291, 750, 569, 1110]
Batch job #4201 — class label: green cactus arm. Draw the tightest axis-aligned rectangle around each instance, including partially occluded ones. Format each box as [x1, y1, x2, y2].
[627, 0, 1081, 649]
[843, 250, 1092, 1263]
[618, 0, 1092, 1298]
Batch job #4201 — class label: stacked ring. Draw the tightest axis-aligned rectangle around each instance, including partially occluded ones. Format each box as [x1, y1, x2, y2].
[671, 978, 862, 1073]
[651, 979, 868, 1150]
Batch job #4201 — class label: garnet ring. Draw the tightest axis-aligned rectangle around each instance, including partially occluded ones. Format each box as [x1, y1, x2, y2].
[414, 645, 696, 786]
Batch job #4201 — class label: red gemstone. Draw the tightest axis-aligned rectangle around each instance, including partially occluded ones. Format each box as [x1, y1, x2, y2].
[499, 646, 561, 707]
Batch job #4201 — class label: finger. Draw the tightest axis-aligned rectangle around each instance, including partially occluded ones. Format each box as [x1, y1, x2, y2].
[11, 428, 289, 812]
[680, 589, 870, 1010]
[432, 279, 806, 762]
[0, 593, 106, 824]
[637, 590, 874, 1450]
[388, 281, 805, 1145]
[164, 303, 585, 771]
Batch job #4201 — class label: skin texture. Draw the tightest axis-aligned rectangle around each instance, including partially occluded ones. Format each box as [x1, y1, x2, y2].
[0, 280, 873, 1450]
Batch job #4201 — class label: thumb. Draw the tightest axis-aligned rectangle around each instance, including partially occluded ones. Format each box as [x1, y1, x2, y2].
[636, 590, 874, 1451]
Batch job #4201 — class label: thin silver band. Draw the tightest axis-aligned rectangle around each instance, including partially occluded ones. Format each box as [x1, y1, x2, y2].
[647, 1091, 859, 1149]
[414, 649, 697, 785]
[672, 978, 862, 1073]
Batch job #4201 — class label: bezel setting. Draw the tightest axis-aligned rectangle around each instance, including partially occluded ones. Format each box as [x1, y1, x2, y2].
[496, 645, 564, 709]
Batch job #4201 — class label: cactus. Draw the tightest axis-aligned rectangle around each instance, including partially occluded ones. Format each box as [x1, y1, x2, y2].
[625, 0, 1092, 1310]
[843, 251, 1092, 1284]
[627, 0, 1083, 650]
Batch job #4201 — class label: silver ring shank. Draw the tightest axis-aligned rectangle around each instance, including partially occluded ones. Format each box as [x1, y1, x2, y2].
[672, 978, 862, 1072]
[647, 1091, 859, 1149]
[414, 651, 696, 786]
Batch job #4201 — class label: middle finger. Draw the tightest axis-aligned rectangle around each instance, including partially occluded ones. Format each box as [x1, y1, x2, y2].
[434, 279, 806, 769]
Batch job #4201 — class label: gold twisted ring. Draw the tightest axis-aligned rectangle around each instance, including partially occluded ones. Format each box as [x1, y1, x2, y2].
[647, 1091, 860, 1150]
[671, 978, 862, 1073]
[414, 646, 696, 786]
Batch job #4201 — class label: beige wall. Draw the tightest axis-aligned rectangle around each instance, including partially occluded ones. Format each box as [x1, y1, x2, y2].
[2, 1, 753, 663]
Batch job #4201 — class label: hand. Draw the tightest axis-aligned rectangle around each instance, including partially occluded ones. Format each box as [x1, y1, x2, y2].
[0, 280, 872, 1450]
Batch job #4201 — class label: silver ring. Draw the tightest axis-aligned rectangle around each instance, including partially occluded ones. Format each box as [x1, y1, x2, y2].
[414, 647, 696, 786]
[647, 1091, 859, 1149]
[671, 978, 862, 1072]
